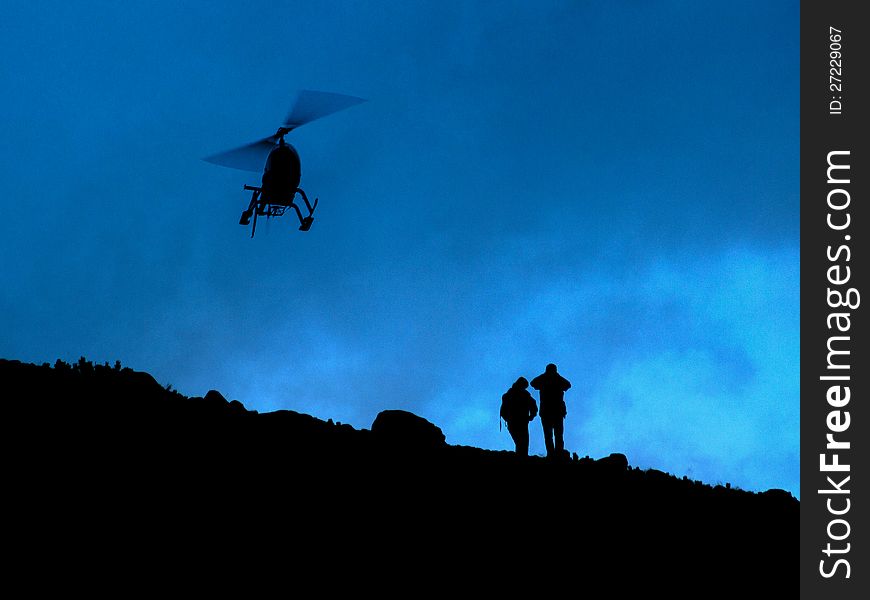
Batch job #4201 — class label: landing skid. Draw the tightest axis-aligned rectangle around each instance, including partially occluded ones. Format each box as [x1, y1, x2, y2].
[240, 186, 318, 237]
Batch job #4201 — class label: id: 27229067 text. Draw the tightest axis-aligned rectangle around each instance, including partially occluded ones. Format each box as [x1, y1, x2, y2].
[829, 27, 844, 115]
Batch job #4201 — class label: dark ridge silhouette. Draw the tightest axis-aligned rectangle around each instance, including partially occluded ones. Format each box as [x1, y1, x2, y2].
[3, 358, 796, 593]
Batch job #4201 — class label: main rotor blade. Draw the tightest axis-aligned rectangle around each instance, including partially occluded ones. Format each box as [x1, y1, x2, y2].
[203, 136, 277, 172]
[283, 90, 366, 131]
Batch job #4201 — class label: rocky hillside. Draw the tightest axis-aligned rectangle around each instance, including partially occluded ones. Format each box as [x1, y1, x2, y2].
[3, 357, 797, 593]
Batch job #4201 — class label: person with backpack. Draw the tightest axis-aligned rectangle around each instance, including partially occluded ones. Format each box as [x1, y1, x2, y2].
[530, 363, 571, 458]
[500, 377, 538, 456]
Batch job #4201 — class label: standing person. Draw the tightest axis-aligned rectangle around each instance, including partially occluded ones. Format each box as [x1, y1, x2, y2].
[499, 377, 538, 456]
[530, 363, 571, 458]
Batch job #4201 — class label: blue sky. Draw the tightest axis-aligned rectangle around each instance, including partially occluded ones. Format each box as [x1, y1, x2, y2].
[0, 1, 799, 495]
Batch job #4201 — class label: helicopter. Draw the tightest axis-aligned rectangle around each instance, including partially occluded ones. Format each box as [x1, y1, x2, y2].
[204, 90, 366, 236]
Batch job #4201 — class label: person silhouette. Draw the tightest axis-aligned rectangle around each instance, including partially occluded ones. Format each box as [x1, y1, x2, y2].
[530, 363, 571, 458]
[499, 377, 538, 456]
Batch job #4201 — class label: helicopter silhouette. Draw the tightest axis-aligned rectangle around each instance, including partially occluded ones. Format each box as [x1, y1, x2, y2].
[204, 90, 365, 236]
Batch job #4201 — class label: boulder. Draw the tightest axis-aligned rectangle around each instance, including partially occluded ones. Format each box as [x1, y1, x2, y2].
[371, 409, 446, 450]
[598, 452, 629, 471]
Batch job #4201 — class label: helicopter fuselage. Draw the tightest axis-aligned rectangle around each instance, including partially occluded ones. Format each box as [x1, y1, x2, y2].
[261, 142, 301, 205]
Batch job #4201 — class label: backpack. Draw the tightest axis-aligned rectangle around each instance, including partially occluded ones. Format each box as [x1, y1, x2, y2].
[500, 389, 536, 427]
[500, 392, 521, 428]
